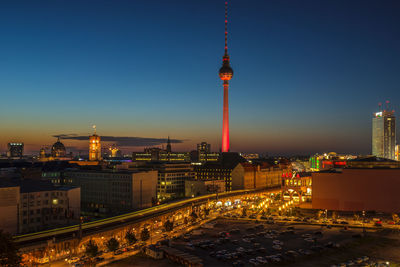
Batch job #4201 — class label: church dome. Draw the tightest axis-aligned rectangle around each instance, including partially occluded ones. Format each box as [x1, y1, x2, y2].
[51, 138, 66, 157]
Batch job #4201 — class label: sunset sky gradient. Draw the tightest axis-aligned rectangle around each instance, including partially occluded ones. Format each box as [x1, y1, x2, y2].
[0, 0, 399, 155]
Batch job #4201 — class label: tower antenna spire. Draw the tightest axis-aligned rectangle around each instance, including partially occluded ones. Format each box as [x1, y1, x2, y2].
[219, 1, 234, 153]
[224, 1, 228, 55]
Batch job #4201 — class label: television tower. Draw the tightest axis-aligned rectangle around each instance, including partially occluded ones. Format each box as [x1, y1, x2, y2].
[219, 1, 233, 152]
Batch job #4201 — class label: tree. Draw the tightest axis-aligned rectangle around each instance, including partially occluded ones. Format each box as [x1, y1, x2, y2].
[317, 210, 323, 219]
[0, 230, 21, 267]
[125, 231, 137, 245]
[164, 220, 174, 232]
[141, 228, 150, 241]
[242, 207, 247, 217]
[85, 240, 98, 258]
[190, 211, 198, 220]
[105, 237, 119, 254]
[204, 208, 210, 216]
[392, 213, 400, 224]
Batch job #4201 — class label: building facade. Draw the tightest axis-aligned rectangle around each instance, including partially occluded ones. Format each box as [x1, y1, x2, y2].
[89, 134, 102, 161]
[0, 179, 80, 234]
[231, 163, 289, 191]
[64, 170, 157, 216]
[312, 168, 400, 213]
[154, 163, 195, 202]
[281, 171, 312, 203]
[185, 179, 225, 197]
[195, 153, 246, 191]
[372, 110, 396, 160]
[7, 142, 24, 158]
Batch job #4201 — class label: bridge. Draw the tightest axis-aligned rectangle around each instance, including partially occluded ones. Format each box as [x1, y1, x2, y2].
[16, 187, 281, 264]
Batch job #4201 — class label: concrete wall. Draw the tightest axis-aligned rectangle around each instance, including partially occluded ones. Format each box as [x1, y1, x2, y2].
[67, 187, 81, 220]
[132, 170, 157, 209]
[312, 169, 400, 213]
[231, 164, 245, 190]
[0, 186, 19, 234]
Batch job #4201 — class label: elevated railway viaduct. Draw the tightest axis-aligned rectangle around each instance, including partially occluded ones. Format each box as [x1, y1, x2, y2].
[15, 187, 281, 263]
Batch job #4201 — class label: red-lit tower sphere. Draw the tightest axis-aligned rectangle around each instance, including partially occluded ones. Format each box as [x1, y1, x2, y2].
[219, 1, 233, 153]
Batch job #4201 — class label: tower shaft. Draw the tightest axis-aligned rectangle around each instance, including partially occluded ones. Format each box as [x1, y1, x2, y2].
[222, 81, 230, 152]
[219, 1, 233, 153]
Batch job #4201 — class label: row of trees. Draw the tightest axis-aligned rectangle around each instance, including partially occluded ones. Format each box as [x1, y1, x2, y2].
[0, 230, 21, 267]
[85, 227, 151, 259]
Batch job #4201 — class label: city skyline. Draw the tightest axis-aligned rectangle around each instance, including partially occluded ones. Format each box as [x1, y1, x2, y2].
[1, 0, 400, 155]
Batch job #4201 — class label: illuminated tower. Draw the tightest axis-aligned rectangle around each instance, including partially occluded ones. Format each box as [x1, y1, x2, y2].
[219, 1, 233, 152]
[89, 125, 102, 161]
[372, 102, 396, 160]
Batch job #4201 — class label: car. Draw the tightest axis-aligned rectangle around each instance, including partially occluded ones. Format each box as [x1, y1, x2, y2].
[361, 256, 369, 261]
[272, 245, 282, 250]
[269, 256, 282, 263]
[256, 256, 268, 264]
[232, 260, 244, 266]
[355, 258, 364, 264]
[114, 250, 123, 255]
[340, 221, 349, 225]
[249, 259, 260, 266]
[94, 257, 104, 262]
[67, 257, 80, 264]
[298, 248, 313, 255]
[285, 250, 300, 258]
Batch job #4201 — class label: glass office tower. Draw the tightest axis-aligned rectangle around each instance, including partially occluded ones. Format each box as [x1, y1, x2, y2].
[372, 110, 396, 160]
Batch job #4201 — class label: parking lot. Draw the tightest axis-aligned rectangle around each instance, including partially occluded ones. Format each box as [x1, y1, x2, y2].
[170, 218, 399, 266]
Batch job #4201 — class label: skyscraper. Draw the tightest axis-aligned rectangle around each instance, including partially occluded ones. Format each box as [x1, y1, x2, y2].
[219, 1, 234, 153]
[372, 104, 396, 160]
[89, 126, 102, 161]
[197, 142, 211, 154]
[7, 142, 24, 158]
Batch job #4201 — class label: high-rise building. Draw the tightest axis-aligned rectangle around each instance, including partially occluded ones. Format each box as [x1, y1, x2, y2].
[197, 142, 211, 154]
[89, 126, 101, 161]
[7, 142, 24, 158]
[372, 106, 396, 160]
[166, 136, 172, 153]
[219, 1, 234, 152]
[196, 142, 219, 162]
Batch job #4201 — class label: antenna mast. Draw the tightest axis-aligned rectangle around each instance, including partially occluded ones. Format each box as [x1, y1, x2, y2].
[224, 1, 228, 55]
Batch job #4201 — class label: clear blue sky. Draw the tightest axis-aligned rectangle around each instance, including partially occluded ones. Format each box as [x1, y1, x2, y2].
[0, 0, 399, 155]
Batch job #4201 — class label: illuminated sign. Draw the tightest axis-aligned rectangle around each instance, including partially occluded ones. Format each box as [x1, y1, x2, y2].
[375, 112, 382, 117]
